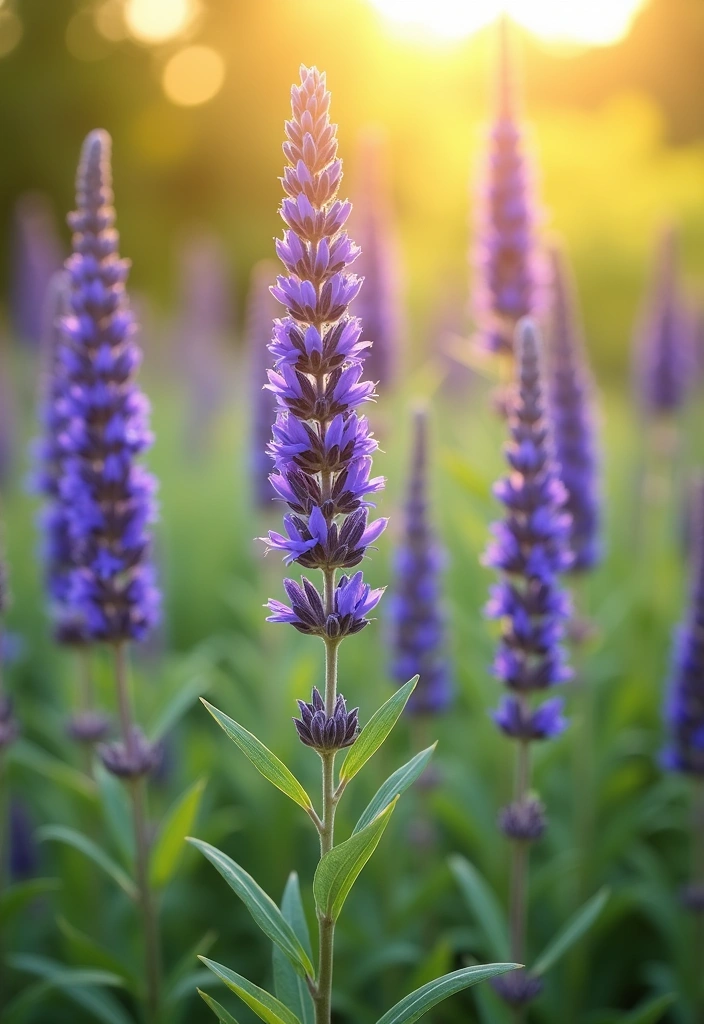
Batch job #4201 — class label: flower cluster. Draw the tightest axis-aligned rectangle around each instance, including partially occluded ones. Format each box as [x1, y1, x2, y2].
[663, 479, 704, 776]
[262, 67, 386, 663]
[484, 319, 572, 774]
[473, 17, 539, 356]
[636, 226, 692, 417]
[547, 247, 601, 572]
[57, 130, 160, 644]
[293, 687, 359, 751]
[388, 409, 451, 714]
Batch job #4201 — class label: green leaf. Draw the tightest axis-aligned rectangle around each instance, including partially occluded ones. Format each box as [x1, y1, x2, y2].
[38, 825, 137, 901]
[354, 745, 436, 835]
[339, 678, 418, 784]
[10, 740, 96, 800]
[149, 673, 209, 742]
[5, 954, 129, 1024]
[151, 778, 207, 888]
[94, 762, 134, 866]
[449, 855, 510, 962]
[273, 873, 314, 1024]
[199, 989, 242, 1024]
[624, 993, 676, 1024]
[314, 801, 396, 922]
[57, 917, 138, 992]
[375, 964, 520, 1024]
[202, 700, 313, 812]
[199, 957, 301, 1024]
[166, 930, 218, 1005]
[0, 878, 60, 924]
[532, 888, 609, 976]
[189, 839, 315, 980]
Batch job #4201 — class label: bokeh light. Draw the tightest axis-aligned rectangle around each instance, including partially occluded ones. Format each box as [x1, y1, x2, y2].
[161, 44, 225, 106]
[366, 0, 645, 45]
[93, 0, 129, 42]
[125, 0, 198, 44]
[0, 9, 22, 58]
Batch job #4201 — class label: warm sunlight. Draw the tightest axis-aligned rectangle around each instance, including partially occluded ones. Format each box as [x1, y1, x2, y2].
[367, 0, 646, 45]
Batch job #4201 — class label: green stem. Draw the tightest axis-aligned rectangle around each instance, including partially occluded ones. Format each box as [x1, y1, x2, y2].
[113, 643, 161, 1024]
[509, 730, 531, 1024]
[315, 570, 339, 1024]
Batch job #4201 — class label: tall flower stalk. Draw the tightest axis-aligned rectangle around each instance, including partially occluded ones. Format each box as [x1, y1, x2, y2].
[59, 130, 162, 1021]
[191, 66, 516, 1024]
[473, 16, 540, 364]
[389, 408, 451, 716]
[484, 319, 572, 1012]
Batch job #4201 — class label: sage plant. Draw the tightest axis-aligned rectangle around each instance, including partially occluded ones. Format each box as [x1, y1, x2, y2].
[56, 129, 162, 1020]
[547, 248, 601, 573]
[473, 16, 539, 360]
[191, 66, 516, 1024]
[389, 409, 451, 714]
[484, 319, 572, 1008]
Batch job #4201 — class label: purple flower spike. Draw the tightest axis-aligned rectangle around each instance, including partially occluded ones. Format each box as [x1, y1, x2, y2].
[57, 130, 160, 644]
[351, 128, 402, 390]
[635, 226, 693, 417]
[484, 318, 572, 718]
[663, 478, 704, 776]
[388, 409, 452, 714]
[293, 687, 358, 752]
[262, 66, 386, 597]
[247, 261, 280, 509]
[547, 247, 602, 572]
[473, 17, 540, 357]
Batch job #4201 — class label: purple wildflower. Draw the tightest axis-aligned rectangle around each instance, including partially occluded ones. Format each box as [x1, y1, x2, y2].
[58, 130, 160, 644]
[547, 247, 602, 571]
[262, 67, 387, 584]
[246, 260, 280, 508]
[635, 226, 692, 417]
[663, 478, 704, 776]
[262, 66, 387, 750]
[473, 16, 540, 357]
[351, 128, 402, 389]
[11, 192, 63, 346]
[293, 687, 359, 752]
[99, 726, 163, 779]
[388, 409, 451, 714]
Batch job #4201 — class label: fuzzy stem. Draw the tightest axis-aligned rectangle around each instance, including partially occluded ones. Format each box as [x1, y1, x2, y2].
[113, 643, 161, 1024]
[315, 570, 339, 1024]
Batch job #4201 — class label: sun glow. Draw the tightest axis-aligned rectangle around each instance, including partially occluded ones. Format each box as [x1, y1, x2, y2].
[367, 0, 645, 45]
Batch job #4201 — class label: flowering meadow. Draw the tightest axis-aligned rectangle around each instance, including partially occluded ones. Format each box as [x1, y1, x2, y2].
[1, 1, 704, 1022]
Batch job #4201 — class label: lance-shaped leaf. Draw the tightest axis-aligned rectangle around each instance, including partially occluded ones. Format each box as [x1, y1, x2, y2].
[354, 745, 436, 835]
[38, 825, 137, 901]
[202, 700, 313, 812]
[449, 855, 510, 961]
[375, 963, 520, 1024]
[622, 993, 676, 1024]
[339, 677, 418, 784]
[273, 873, 314, 1024]
[151, 778, 207, 888]
[199, 989, 242, 1024]
[0, 878, 60, 924]
[314, 801, 396, 922]
[189, 839, 315, 980]
[200, 957, 301, 1024]
[532, 888, 609, 976]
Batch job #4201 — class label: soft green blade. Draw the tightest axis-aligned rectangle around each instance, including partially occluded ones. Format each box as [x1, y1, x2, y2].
[375, 963, 520, 1024]
[449, 854, 510, 962]
[201, 700, 313, 811]
[273, 873, 314, 1024]
[198, 989, 242, 1024]
[189, 840, 314, 979]
[532, 888, 609, 976]
[314, 801, 396, 922]
[354, 745, 436, 834]
[339, 677, 418, 784]
[199, 957, 301, 1024]
[151, 778, 207, 888]
[38, 825, 137, 901]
